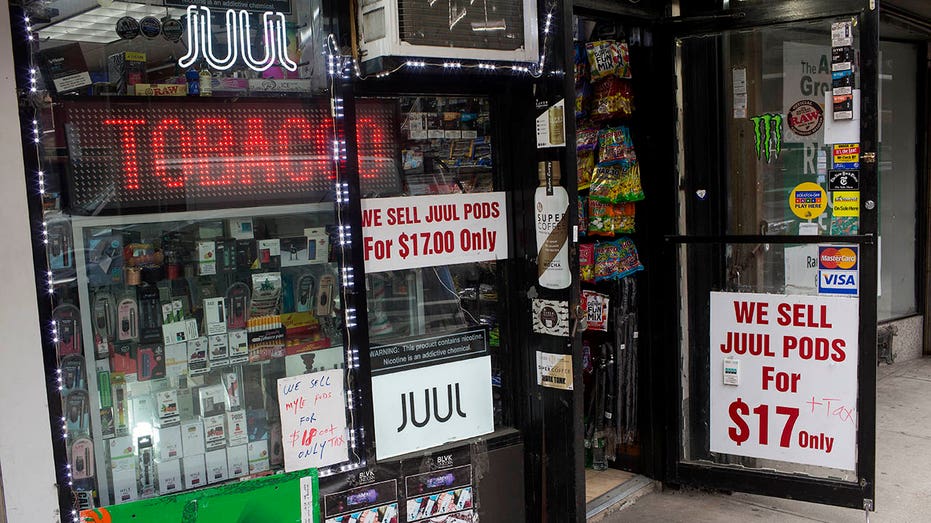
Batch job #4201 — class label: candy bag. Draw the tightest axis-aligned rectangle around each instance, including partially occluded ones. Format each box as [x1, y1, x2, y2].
[582, 290, 610, 332]
[574, 43, 588, 85]
[585, 40, 632, 80]
[591, 77, 634, 121]
[578, 151, 595, 189]
[576, 82, 592, 119]
[588, 200, 616, 236]
[579, 243, 595, 283]
[590, 162, 644, 203]
[595, 238, 644, 281]
[578, 196, 588, 237]
[597, 126, 634, 163]
[615, 202, 636, 233]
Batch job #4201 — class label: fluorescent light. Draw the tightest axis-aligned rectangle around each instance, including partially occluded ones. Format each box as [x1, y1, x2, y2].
[38, 2, 187, 44]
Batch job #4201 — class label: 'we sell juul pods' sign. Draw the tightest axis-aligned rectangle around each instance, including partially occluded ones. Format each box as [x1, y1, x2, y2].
[361, 193, 508, 273]
[709, 292, 859, 471]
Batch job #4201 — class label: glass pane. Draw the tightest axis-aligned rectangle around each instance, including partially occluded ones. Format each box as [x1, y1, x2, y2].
[361, 95, 510, 452]
[678, 243, 859, 482]
[29, 0, 371, 507]
[878, 41, 918, 320]
[679, 17, 861, 237]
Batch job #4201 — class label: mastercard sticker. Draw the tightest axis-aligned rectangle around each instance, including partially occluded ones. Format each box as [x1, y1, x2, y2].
[818, 245, 859, 295]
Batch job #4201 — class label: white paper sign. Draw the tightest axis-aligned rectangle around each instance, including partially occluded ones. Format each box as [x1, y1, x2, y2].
[277, 369, 349, 472]
[371, 356, 494, 460]
[361, 193, 508, 273]
[710, 292, 859, 471]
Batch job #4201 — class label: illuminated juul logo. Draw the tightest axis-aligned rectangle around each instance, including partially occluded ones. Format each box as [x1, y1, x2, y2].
[397, 383, 467, 432]
[178, 5, 297, 72]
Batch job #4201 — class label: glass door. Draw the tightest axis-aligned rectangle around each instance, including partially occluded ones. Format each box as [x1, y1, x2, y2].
[666, 1, 878, 511]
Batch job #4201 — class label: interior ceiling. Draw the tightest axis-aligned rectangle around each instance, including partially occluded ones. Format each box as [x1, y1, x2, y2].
[883, 0, 931, 40]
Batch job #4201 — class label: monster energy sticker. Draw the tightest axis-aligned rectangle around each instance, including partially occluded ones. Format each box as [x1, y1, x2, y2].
[750, 113, 783, 162]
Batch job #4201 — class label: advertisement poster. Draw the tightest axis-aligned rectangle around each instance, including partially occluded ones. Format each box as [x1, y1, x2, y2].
[322, 478, 400, 523]
[405, 464, 475, 522]
[277, 369, 349, 472]
[782, 42, 830, 144]
[709, 292, 859, 471]
[80, 469, 319, 522]
[361, 193, 508, 273]
[536, 351, 574, 390]
[370, 330, 493, 460]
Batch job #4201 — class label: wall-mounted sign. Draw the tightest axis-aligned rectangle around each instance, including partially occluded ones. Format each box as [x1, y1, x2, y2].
[361, 192, 509, 273]
[178, 6, 297, 72]
[370, 330, 492, 460]
[58, 99, 397, 211]
[277, 369, 349, 472]
[709, 292, 858, 471]
[166, 0, 292, 14]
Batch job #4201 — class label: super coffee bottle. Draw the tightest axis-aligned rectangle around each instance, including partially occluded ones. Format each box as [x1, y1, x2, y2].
[535, 161, 571, 289]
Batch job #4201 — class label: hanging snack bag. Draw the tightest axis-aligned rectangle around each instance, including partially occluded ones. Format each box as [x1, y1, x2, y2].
[574, 43, 588, 85]
[586, 40, 632, 80]
[591, 161, 645, 203]
[591, 77, 634, 121]
[577, 128, 598, 188]
[598, 126, 634, 163]
[578, 196, 588, 237]
[587, 200, 616, 236]
[615, 202, 636, 233]
[580, 243, 595, 283]
[576, 82, 592, 120]
[582, 290, 610, 332]
[594, 238, 644, 281]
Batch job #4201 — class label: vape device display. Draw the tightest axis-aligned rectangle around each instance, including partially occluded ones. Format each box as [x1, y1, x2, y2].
[137, 285, 162, 343]
[316, 274, 336, 316]
[52, 304, 82, 358]
[93, 292, 116, 357]
[117, 297, 139, 342]
[71, 437, 95, 480]
[226, 282, 250, 330]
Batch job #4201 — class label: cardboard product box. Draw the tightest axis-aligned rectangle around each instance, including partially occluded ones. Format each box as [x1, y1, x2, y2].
[108, 51, 147, 95]
[182, 454, 207, 490]
[208, 334, 229, 364]
[164, 342, 189, 382]
[187, 337, 209, 375]
[204, 414, 227, 450]
[112, 469, 139, 504]
[247, 440, 270, 474]
[156, 458, 183, 494]
[108, 436, 136, 475]
[228, 330, 249, 364]
[204, 298, 228, 336]
[38, 42, 92, 94]
[226, 410, 248, 447]
[163, 318, 199, 347]
[198, 384, 227, 417]
[155, 425, 183, 461]
[205, 448, 229, 484]
[227, 444, 248, 478]
[180, 420, 205, 456]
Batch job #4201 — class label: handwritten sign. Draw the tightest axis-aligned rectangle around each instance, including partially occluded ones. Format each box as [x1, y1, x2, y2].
[277, 369, 349, 472]
[709, 292, 858, 471]
[361, 192, 508, 273]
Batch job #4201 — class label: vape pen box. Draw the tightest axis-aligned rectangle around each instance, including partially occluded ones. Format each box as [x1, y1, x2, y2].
[228, 330, 249, 364]
[182, 454, 207, 490]
[205, 448, 229, 484]
[228, 218, 254, 240]
[164, 342, 189, 380]
[109, 436, 136, 474]
[198, 384, 227, 417]
[208, 334, 229, 364]
[257, 239, 281, 270]
[156, 458, 183, 494]
[177, 387, 195, 421]
[132, 395, 156, 426]
[204, 298, 227, 336]
[203, 414, 227, 450]
[162, 318, 199, 346]
[180, 420, 206, 456]
[156, 389, 180, 426]
[227, 444, 248, 478]
[227, 410, 248, 447]
[107, 51, 146, 95]
[112, 469, 139, 504]
[247, 440, 270, 474]
[304, 227, 330, 264]
[197, 241, 217, 276]
[187, 337, 209, 375]
[155, 425, 183, 461]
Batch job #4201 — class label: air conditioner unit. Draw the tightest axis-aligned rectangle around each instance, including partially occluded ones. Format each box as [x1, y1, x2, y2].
[357, 0, 539, 69]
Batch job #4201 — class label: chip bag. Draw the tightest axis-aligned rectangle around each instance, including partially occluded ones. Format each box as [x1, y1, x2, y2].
[585, 40, 632, 80]
[591, 77, 634, 121]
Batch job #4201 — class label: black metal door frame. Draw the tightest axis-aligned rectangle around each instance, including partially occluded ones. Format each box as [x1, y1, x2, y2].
[656, 0, 880, 511]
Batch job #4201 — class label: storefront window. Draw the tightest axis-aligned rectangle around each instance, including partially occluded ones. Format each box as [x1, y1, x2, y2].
[878, 40, 918, 321]
[359, 96, 509, 460]
[27, 0, 377, 508]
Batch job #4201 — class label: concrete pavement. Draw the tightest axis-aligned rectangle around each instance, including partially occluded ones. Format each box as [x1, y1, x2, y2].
[598, 357, 931, 522]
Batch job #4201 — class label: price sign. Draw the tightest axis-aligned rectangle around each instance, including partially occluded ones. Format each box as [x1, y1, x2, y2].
[710, 292, 859, 471]
[361, 193, 509, 273]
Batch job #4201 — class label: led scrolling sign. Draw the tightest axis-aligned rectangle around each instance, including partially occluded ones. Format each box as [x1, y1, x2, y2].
[59, 100, 398, 211]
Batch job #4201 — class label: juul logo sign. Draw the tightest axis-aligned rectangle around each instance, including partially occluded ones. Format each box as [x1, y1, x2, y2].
[397, 383, 467, 432]
[178, 5, 297, 72]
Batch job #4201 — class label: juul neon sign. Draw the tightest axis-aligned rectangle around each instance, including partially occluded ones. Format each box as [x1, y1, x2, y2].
[178, 5, 297, 72]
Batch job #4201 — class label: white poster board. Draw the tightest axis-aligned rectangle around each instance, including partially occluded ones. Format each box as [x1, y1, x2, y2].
[709, 292, 859, 471]
[277, 368, 349, 472]
[371, 356, 494, 460]
[361, 192, 508, 273]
